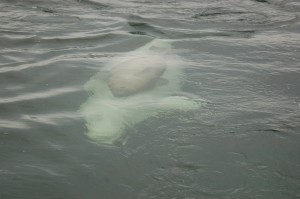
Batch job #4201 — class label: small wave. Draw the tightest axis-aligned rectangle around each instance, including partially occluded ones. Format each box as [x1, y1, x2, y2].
[128, 19, 166, 37]
[20, 112, 80, 125]
[77, 0, 111, 9]
[191, 6, 298, 27]
[24, 164, 65, 177]
[0, 87, 80, 104]
[20, 14, 80, 24]
[0, 120, 31, 129]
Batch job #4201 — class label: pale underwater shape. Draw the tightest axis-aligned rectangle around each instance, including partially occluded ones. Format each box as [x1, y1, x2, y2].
[79, 39, 203, 144]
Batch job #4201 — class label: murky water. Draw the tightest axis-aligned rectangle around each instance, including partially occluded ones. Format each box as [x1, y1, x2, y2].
[1, 0, 300, 198]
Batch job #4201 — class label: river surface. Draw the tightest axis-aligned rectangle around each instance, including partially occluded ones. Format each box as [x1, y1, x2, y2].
[1, 0, 300, 198]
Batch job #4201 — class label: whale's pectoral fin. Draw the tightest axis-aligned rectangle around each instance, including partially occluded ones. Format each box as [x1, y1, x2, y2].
[158, 96, 203, 111]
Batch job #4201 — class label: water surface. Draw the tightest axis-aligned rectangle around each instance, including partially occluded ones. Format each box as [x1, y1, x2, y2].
[1, 0, 300, 198]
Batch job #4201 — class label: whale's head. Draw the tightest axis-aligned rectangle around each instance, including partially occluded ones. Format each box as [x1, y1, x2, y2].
[107, 74, 142, 97]
[106, 61, 166, 98]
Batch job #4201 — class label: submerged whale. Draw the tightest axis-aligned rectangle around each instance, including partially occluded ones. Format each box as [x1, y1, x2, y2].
[79, 39, 203, 144]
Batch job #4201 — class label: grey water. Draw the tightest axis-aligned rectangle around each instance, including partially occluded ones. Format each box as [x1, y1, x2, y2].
[0, 0, 300, 198]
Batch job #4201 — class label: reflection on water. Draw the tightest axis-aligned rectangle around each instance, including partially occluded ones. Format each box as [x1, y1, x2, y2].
[0, 0, 300, 198]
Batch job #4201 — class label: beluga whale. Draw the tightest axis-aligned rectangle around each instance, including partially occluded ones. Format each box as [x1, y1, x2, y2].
[79, 39, 203, 145]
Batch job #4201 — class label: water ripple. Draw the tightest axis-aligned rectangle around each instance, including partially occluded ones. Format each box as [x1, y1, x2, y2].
[20, 112, 80, 125]
[0, 87, 80, 104]
[0, 120, 31, 129]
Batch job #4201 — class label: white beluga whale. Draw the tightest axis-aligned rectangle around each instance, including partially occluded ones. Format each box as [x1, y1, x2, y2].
[79, 39, 203, 145]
